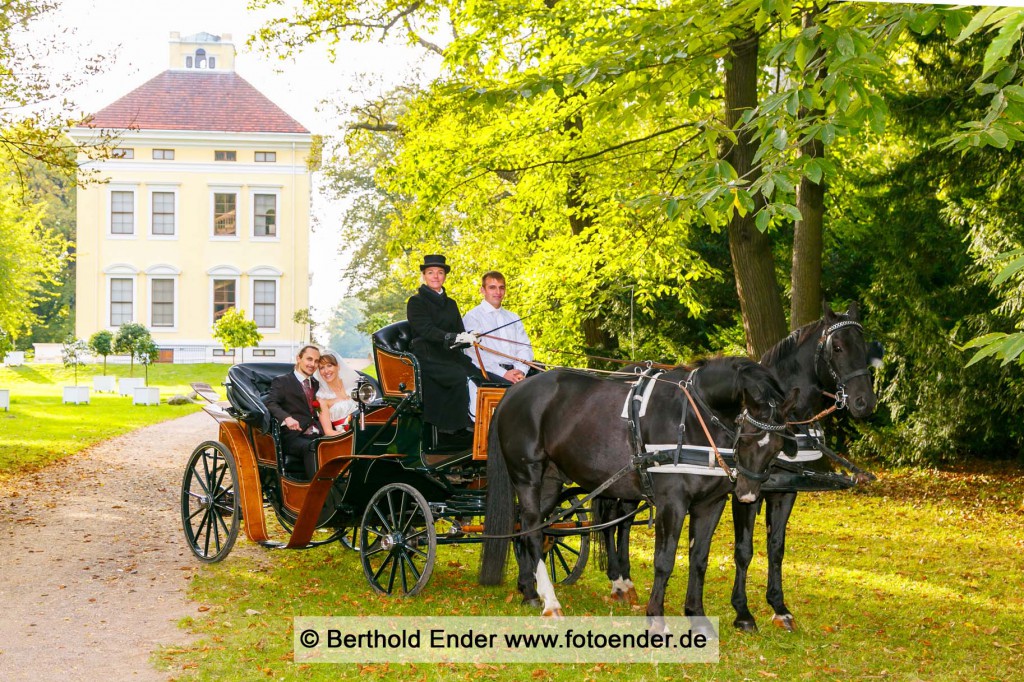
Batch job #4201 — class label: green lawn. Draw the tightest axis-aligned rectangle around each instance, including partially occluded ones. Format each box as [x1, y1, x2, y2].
[0, 363, 230, 477]
[163, 464, 1024, 681]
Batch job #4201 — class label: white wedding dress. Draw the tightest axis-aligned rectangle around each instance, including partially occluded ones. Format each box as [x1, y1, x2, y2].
[317, 383, 358, 428]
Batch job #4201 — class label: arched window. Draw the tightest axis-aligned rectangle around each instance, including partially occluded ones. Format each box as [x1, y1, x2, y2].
[195, 48, 206, 69]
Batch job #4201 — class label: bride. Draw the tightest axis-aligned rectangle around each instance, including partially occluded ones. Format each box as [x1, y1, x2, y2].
[314, 350, 360, 435]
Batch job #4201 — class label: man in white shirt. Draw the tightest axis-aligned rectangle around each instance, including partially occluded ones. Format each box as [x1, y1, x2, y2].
[462, 272, 534, 419]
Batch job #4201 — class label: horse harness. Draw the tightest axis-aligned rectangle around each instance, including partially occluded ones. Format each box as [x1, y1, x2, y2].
[622, 367, 791, 499]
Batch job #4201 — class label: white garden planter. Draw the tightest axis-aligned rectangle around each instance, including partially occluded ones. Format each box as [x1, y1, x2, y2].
[93, 375, 117, 392]
[63, 386, 91, 405]
[4, 351, 25, 367]
[0, 389, 9, 411]
[132, 386, 160, 406]
[118, 377, 146, 396]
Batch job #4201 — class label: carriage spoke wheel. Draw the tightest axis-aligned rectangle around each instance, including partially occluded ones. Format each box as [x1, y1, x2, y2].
[359, 483, 436, 596]
[181, 441, 240, 563]
[543, 487, 590, 585]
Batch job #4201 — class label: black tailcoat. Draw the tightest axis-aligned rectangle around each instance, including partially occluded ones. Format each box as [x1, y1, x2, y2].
[407, 285, 477, 431]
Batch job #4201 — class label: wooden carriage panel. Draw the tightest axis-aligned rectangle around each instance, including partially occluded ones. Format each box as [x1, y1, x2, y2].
[363, 405, 396, 424]
[281, 479, 308, 515]
[472, 386, 507, 460]
[217, 421, 271, 543]
[252, 429, 277, 466]
[375, 348, 417, 397]
[316, 432, 355, 468]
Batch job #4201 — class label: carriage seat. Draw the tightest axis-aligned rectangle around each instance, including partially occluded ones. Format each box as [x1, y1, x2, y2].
[372, 320, 415, 354]
[372, 321, 421, 400]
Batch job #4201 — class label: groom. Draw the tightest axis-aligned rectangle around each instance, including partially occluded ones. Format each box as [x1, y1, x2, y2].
[264, 345, 322, 479]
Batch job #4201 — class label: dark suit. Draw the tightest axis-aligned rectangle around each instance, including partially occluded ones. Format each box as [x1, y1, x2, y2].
[264, 371, 320, 479]
[407, 284, 481, 432]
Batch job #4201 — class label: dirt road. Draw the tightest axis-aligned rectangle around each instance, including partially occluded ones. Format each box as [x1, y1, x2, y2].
[0, 412, 216, 681]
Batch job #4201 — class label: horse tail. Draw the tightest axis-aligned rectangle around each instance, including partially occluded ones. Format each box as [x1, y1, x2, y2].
[591, 498, 609, 572]
[479, 405, 513, 586]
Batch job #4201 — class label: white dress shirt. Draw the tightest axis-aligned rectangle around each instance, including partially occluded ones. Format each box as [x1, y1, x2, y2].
[462, 301, 534, 376]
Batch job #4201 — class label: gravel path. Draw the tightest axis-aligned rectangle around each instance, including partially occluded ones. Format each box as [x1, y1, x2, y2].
[0, 412, 216, 681]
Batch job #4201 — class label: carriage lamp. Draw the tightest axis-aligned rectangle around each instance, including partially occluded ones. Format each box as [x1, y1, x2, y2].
[351, 379, 377, 405]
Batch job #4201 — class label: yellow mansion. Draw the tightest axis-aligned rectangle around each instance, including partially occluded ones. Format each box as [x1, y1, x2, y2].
[69, 32, 312, 363]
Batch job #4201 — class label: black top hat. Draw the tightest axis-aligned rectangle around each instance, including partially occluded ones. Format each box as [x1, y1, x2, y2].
[419, 254, 451, 273]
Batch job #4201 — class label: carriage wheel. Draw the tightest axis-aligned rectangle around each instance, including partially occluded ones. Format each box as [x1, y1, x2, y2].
[359, 483, 436, 596]
[181, 441, 240, 563]
[543, 487, 591, 585]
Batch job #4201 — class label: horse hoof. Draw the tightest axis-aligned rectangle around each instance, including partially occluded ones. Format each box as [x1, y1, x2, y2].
[542, 608, 565, 618]
[732, 618, 758, 633]
[771, 614, 796, 632]
[625, 587, 638, 605]
[522, 597, 541, 608]
[610, 590, 626, 603]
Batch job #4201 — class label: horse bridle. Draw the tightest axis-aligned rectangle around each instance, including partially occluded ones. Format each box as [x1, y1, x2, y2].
[815, 319, 871, 409]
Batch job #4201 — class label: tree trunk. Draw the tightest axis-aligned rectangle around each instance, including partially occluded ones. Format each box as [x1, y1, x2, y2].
[565, 115, 617, 354]
[791, 13, 827, 330]
[723, 33, 787, 357]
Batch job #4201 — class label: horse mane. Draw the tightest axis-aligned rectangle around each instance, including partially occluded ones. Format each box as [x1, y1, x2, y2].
[760, 318, 826, 368]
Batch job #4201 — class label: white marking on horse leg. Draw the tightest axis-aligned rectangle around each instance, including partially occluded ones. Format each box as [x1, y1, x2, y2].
[758, 433, 770, 447]
[739, 493, 757, 503]
[535, 560, 563, 617]
[689, 537, 694, 549]
[612, 577, 629, 596]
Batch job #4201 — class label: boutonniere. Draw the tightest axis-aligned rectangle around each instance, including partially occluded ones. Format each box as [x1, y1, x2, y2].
[311, 400, 321, 416]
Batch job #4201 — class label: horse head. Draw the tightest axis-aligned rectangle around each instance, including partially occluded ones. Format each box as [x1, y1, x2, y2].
[820, 301, 877, 419]
[732, 362, 799, 503]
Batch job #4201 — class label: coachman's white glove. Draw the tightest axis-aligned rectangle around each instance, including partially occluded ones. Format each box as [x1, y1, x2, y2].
[455, 331, 478, 346]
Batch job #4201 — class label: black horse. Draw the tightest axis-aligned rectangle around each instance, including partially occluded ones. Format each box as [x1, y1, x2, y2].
[479, 357, 797, 621]
[728, 301, 878, 632]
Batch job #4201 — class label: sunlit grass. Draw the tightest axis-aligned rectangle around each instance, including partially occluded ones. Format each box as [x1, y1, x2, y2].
[0, 363, 230, 476]
[161, 466, 1024, 680]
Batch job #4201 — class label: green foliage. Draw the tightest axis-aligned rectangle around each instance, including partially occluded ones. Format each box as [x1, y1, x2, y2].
[0, 327, 13, 359]
[828, 30, 1024, 465]
[0, 156, 68, 339]
[113, 322, 153, 377]
[88, 329, 113, 374]
[60, 336, 89, 386]
[212, 308, 263, 363]
[292, 307, 316, 344]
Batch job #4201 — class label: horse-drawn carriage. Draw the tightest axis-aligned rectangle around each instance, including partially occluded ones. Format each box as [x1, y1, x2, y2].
[180, 321, 589, 596]
[182, 304, 878, 627]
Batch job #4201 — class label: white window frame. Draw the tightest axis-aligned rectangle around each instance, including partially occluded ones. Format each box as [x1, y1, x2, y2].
[104, 264, 138, 329]
[146, 265, 180, 331]
[254, 151, 276, 163]
[208, 265, 242, 327]
[107, 185, 138, 239]
[152, 149, 175, 160]
[209, 187, 241, 240]
[251, 189, 281, 241]
[248, 266, 282, 333]
[149, 187, 179, 239]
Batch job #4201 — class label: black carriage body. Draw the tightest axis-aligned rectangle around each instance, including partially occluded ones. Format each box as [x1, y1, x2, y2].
[220, 353, 488, 527]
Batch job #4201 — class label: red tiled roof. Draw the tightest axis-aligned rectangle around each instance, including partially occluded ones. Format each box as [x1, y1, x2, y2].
[86, 70, 309, 134]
